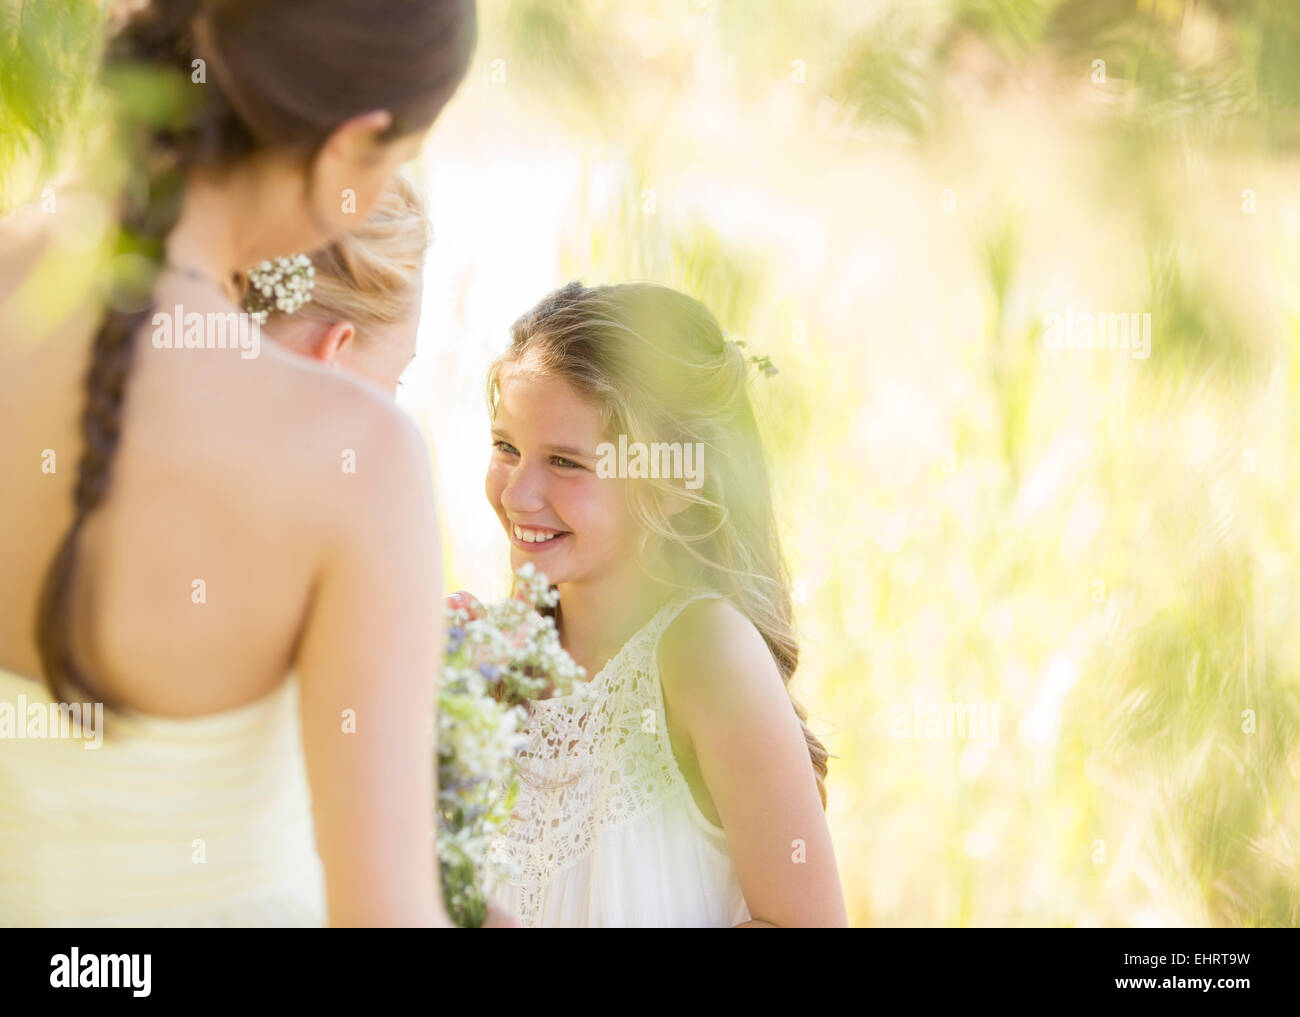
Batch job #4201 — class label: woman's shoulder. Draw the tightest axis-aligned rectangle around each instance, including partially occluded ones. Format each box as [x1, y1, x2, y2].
[250, 351, 439, 582]
[254, 339, 426, 464]
[142, 306, 432, 526]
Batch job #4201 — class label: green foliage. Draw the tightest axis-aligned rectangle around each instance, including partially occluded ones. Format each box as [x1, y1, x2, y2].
[0, 0, 103, 208]
[565, 174, 769, 340]
[1144, 241, 1256, 384]
[833, 20, 939, 138]
[953, 0, 1058, 59]
[493, 0, 621, 128]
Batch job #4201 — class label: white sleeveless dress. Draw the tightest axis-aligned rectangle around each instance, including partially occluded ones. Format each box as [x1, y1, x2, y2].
[487, 592, 752, 927]
[0, 669, 327, 926]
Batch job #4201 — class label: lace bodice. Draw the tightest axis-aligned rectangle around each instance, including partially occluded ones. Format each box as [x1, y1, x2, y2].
[487, 591, 746, 927]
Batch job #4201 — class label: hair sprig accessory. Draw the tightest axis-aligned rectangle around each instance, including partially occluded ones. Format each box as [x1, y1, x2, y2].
[244, 253, 315, 323]
[726, 336, 779, 378]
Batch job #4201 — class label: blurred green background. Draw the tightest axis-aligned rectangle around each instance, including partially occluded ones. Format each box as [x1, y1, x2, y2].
[5, 0, 1299, 926]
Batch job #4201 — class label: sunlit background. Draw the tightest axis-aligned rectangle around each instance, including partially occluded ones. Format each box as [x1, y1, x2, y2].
[5, 0, 1300, 926]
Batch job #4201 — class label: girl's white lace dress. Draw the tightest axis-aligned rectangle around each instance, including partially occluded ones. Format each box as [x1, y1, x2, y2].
[487, 592, 752, 927]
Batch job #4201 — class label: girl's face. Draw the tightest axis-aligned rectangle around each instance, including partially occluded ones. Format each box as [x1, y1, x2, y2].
[485, 366, 639, 587]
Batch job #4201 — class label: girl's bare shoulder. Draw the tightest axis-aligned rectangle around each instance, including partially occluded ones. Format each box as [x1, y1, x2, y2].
[659, 596, 779, 699]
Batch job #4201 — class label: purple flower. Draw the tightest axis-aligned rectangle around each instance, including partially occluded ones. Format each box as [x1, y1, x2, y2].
[477, 664, 500, 682]
[447, 627, 466, 654]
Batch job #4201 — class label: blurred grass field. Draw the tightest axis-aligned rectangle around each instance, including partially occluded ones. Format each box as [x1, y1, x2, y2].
[5, 0, 1299, 926]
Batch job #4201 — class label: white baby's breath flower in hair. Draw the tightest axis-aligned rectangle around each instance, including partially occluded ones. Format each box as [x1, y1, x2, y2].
[244, 253, 315, 324]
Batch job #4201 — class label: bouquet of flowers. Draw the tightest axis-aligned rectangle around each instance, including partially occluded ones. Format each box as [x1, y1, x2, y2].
[437, 563, 584, 927]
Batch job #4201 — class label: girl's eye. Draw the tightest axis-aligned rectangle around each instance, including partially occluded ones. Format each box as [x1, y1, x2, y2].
[493, 440, 519, 455]
[551, 456, 582, 470]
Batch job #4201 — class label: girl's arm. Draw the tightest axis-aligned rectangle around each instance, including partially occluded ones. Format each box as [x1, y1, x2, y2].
[659, 598, 849, 928]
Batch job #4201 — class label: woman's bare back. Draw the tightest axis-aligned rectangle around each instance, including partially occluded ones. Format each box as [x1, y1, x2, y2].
[0, 226, 423, 718]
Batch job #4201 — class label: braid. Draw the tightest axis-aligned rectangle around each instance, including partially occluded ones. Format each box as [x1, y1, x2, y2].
[37, 309, 147, 706]
[35, 4, 193, 707]
[37, 163, 185, 709]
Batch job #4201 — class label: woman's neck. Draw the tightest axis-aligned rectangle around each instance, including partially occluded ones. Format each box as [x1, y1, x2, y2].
[554, 564, 675, 680]
[163, 172, 254, 302]
[165, 161, 309, 303]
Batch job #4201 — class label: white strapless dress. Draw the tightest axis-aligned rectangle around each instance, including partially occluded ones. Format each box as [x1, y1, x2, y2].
[488, 593, 752, 927]
[0, 669, 326, 926]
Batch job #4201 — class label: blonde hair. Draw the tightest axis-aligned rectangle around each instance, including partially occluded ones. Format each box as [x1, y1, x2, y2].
[279, 173, 430, 334]
[488, 282, 830, 808]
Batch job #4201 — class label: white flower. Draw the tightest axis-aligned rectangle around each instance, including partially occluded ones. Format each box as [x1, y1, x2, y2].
[244, 254, 315, 320]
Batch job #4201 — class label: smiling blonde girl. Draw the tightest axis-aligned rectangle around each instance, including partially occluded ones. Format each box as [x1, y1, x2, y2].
[480, 281, 847, 927]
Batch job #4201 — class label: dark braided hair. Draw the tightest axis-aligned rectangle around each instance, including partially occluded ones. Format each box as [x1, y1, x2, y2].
[35, 0, 476, 707]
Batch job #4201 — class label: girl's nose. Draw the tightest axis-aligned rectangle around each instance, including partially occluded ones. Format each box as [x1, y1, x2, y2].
[500, 463, 546, 514]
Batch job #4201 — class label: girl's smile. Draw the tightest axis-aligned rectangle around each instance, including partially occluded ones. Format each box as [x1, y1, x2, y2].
[508, 522, 572, 550]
